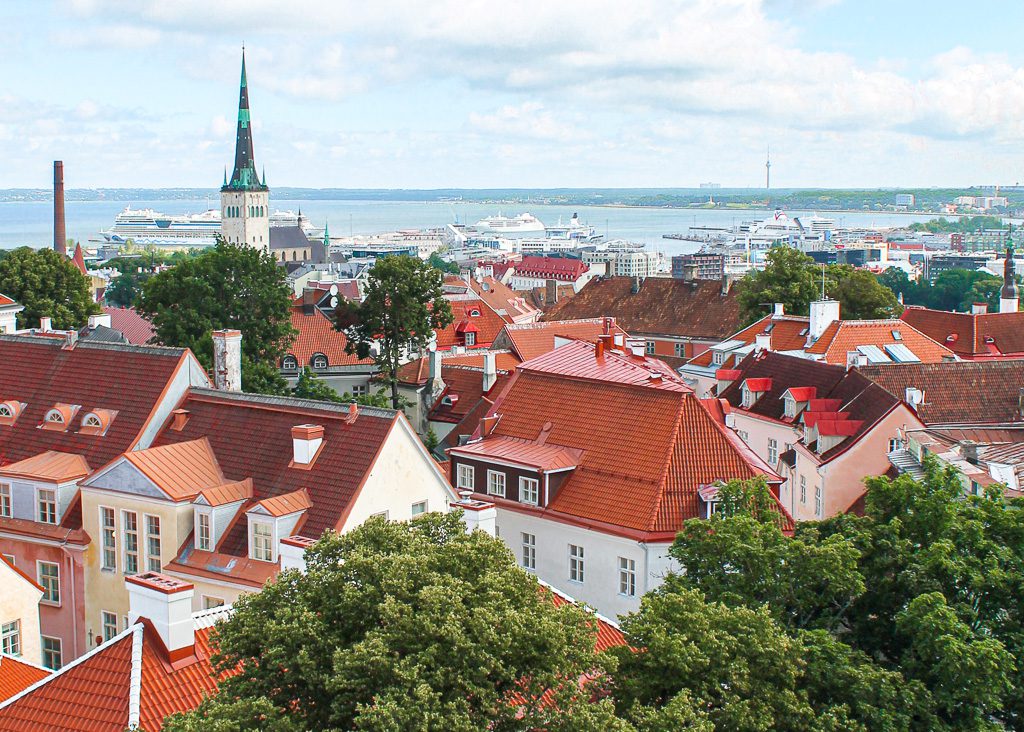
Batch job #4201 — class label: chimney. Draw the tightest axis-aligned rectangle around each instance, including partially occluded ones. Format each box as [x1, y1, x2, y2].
[88, 313, 112, 330]
[631, 275, 641, 294]
[483, 352, 497, 392]
[126, 573, 195, 661]
[481, 414, 500, 436]
[429, 349, 445, 398]
[754, 332, 772, 352]
[291, 424, 324, 465]
[721, 275, 734, 295]
[279, 535, 315, 573]
[960, 440, 979, 465]
[170, 409, 190, 431]
[809, 299, 841, 342]
[595, 338, 605, 358]
[682, 263, 699, 281]
[603, 316, 615, 335]
[39, 316, 52, 332]
[613, 333, 626, 351]
[972, 302, 988, 315]
[454, 491, 496, 536]
[63, 330, 78, 349]
[212, 329, 242, 392]
[545, 279, 558, 305]
[773, 303, 785, 316]
[345, 402, 359, 424]
[53, 161, 66, 256]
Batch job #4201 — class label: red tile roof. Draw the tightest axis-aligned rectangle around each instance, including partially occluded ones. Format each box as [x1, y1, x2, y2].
[71, 245, 87, 276]
[513, 256, 588, 281]
[0, 294, 15, 308]
[434, 300, 507, 350]
[901, 306, 1024, 359]
[0, 451, 90, 483]
[286, 306, 373, 368]
[543, 276, 742, 340]
[120, 439, 224, 502]
[467, 277, 540, 323]
[688, 314, 810, 367]
[806, 319, 954, 364]
[101, 307, 155, 346]
[495, 318, 627, 362]
[858, 359, 1024, 425]
[430, 367, 512, 424]
[545, 583, 624, 651]
[396, 352, 522, 386]
[0, 656, 48, 705]
[452, 341, 787, 538]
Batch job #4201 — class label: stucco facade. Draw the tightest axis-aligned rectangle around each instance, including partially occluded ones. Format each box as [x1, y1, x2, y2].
[0, 556, 44, 666]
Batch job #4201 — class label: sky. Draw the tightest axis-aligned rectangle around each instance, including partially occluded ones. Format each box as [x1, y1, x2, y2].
[3, 0, 1024, 189]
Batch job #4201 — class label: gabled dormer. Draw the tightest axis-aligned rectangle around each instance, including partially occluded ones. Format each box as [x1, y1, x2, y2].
[781, 387, 816, 420]
[0, 451, 91, 525]
[193, 479, 253, 553]
[740, 378, 772, 408]
[246, 489, 311, 562]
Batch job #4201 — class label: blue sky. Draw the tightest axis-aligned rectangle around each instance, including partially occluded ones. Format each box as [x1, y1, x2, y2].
[2, 0, 1024, 189]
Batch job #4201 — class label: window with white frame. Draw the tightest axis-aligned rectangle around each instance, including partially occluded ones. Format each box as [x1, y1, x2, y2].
[38, 561, 59, 604]
[41, 636, 62, 670]
[101, 507, 116, 570]
[645, 341, 656, 355]
[800, 475, 807, 504]
[519, 477, 539, 505]
[101, 611, 117, 641]
[411, 500, 428, 517]
[521, 532, 536, 570]
[456, 464, 475, 491]
[487, 470, 506, 498]
[740, 386, 755, 408]
[197, 511, 212, 552]
[1, 620, 20, 656]
[352, 384, 367, 396]
[465, 331, 476, 347]
[712, 350, 725, 365]
[251, 521, 273, 562]
[311, 353, 328, 369]
[674, 342, 686, 358]
[0, 482, 9, 518]
[888, 438, 900, 453]
[737, 430, 749, 442]
[767, 438, 778, 465]
[37, 488, 56, 524]
[618, 557, 637, 597]
[815, 486, 823, 518]
[783, 396, 796, 418]
[568, 544, 584, 583]
[145, 515, 161, 572]
[1, 554, 13, 566]
[122, 510, 139, 575]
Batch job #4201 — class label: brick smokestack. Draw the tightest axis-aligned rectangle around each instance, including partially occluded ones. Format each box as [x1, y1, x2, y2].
[53, 161, 66, 256]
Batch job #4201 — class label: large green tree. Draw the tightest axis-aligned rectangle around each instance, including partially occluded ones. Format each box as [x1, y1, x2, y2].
[136, 239, 296, 395]
[336, 255, 453, 409]
[163, 512, 624, 732]
[0, 246, 100, 329]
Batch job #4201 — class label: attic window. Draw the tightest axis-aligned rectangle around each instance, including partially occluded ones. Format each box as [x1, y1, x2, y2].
[0, 401, 22, 426]
[80, 409, 115, 436]
[712, 351, 725, 365]
[799, 327, 809, 336]
[282, 355, 298, 370]
[891, 330, 903, 341]
[469, 308, 481, 317]
[441, 394, 459, 407]
[311, 353, 328, 369]
[45, 410, 64, 424]
[741, 386, 755, 408]
[783, 396, 796, 418]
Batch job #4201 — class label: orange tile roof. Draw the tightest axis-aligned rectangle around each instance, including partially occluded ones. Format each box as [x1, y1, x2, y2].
[451, 436, 582, 471]
[434, 300, 507, 350]
[286, 306, 373, 368]
[545, 584, 624, 651]
[254, 488, 311, 517]
[198, 478, 253, 507]
[0, 294, 15, 307]
[901, 306, 1024, 359]
[519, 340, 687, 390]
[70, 245, 87, 276]
[101, 307, 155, 346]
[688, 315, 810, 367]
[0, 656, 48, 705]
[467, 277, 540, 323]
[396, 351, 522, 387]
[805, 319, 954, 365]
[497, 318, 627, 362]
[120, 438, 224, 502]
[0, 451, 90, 483]
[429, 367, 512, 424]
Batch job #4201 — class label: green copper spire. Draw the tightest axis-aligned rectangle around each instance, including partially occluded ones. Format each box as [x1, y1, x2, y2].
[323, 220, 330, 247]
[222, 48, 267, 193]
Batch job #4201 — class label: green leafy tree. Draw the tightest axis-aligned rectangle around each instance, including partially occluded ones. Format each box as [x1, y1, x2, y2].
[136, 238, 296, 395]
[0, 246, 100, 329]
[336, 255, 454, 409]
[825, 265, 901, 320]
[104, 269, 149, 308]
[291, 367, 345, 403]
[736, 247, 821, 325]
[164, 512, 621, 732]
[427, 251, 460, 275]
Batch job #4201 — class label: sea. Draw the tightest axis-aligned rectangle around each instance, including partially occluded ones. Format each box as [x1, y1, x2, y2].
[0, 199, 946, 258]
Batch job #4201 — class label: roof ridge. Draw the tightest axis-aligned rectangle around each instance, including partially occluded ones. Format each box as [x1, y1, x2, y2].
[128, 624, 143, 730]
[187, 388, 397, 419]
[75, 340, 187, 356]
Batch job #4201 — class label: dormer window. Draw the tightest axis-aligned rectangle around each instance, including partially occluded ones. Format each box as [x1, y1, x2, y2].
[250, 520, 273, 562]
[469, 308, 481, 317]
[712, 351, 725, 365]
[741, 386, 754, 408]
[42, 404, 77, 432]
[196, 511, 212, 551]
[311, 353, 328, 370]
[441, 394, 459, 407]
[465, 332, 476, 346]
[282, 355, 298, 370]
[45, 410, 64, 425]
[783, 396, 796, 418]
[80, 409, 115, 436]
[0, 401, 23, 426]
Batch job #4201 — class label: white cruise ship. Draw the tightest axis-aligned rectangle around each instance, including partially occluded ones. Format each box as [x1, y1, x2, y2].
[101, 207, 221, 245]
[471, 212, 546, 236]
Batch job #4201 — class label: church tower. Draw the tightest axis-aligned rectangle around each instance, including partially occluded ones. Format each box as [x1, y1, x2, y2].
[1001, 246, 1019, 313]
[221, 50, 270, 252]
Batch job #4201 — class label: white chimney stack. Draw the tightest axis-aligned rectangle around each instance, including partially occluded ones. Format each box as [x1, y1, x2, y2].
[808, 300, 840, 342]
[39, 316, 52, 332]
[291, 424, 324, 465]
[88, 313, 112, 330]
[279, 536, 315, 573]
[429, 348, 445, 398]
[773, 303, 785, 317]
[126, 573, 195, 660]
[754, 333, 772, 352]
[483, 352, 497, 392]
[212, 329, 242, 392]
[454, 492, 496, 536]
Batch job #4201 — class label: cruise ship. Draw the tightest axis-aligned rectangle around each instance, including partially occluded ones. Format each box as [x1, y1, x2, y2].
[100, 206, 320, 246]
[471, 212, 546, 236]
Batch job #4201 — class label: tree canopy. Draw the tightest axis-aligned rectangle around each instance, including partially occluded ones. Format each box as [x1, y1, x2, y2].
[136, 239, 296, 395]
[0, 246, 100, 329]
[163, 512, 623, 732]
[879, 266, 1012, 313]
[737, 248, 901, 325]
[336, 255, 453, 409]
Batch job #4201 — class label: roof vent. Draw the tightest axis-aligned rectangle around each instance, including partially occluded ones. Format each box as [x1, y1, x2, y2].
[345, 402, 359, 425]
[170, 409, 190, 432]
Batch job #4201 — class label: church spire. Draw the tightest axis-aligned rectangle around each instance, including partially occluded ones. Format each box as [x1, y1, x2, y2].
[223, 48, 266, 192]
[1001, 245, 1019, 313]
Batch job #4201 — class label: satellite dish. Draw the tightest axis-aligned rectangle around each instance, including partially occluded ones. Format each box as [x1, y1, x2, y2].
[330, 296, 339, 308]
[329, 284, 339, 296]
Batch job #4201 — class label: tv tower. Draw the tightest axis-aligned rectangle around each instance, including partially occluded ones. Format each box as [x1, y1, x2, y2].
[765, 146, 771, 191]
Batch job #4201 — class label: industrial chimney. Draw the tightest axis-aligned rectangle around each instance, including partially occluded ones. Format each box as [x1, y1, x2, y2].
[53, 161, 66, 256]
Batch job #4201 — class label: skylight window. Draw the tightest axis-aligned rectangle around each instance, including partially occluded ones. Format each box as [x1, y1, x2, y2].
[891, 330, 903, 341]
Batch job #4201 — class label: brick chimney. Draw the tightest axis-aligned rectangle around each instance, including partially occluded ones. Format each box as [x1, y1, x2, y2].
[545, 279, 558, 305]
[53, 161, 66, 256]
[126, 573, 195, 661]
[212, 329, 242, 392]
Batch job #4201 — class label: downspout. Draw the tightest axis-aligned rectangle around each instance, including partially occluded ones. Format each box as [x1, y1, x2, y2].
[59, 529, 79, 658]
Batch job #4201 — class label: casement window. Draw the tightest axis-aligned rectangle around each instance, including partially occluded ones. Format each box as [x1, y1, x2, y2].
[519, 477, 539, 506]
[740, 387, 755, 408]
[197, 512, 212, 552]
[645, 341, 656, 355]
[372, 510, 389, 520]
[815, 486, 823, 518]
[122, 510, 139, 575]
[38, 561, 60, 604]
[465, 332, 476, 347]
[736, 430, 749, 442]
[281, 355, 298, 370]
[888, 438, 900, 453]
[352, 384, 367, 396]
[0, 483, 10, 518]
[800, 475, 807, 504]
[1, 620, 20, 656]
[101, 611, 118, 642]
[783, 396, 796, 418]
[674, 342, 686, 358]
[619, 557, 637, 597]
[568, 544, 585, 583]
[145, 515, 161, 572]
[202, 596, 225, 610]
[411, 500, 428, 517]
[41, 636, 62, 670]
[487, 470, 506, 498]
[456, 464, 475, 491]
[101, 507, 116, 570]
[251, 521, 273, 562]
[712, 351, 725, 365]
[767, 438, 779, 465]
[37, 488, 57, 524]
[311, 353, 328, 369]
[521, 532, 536, 570]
